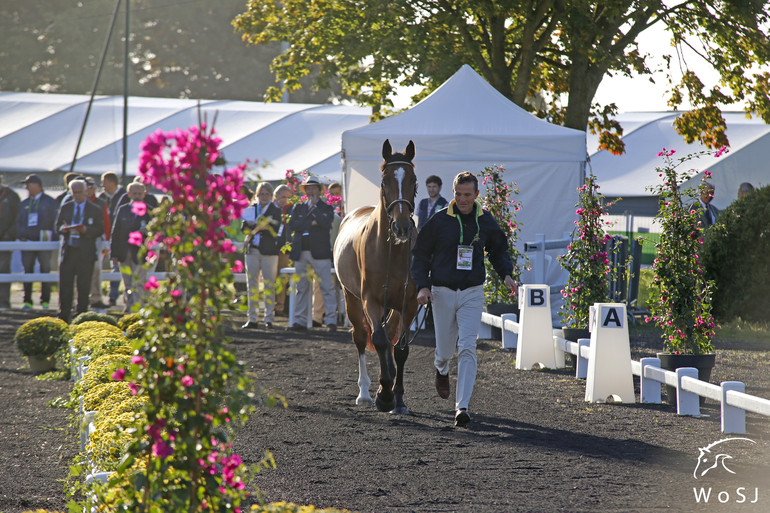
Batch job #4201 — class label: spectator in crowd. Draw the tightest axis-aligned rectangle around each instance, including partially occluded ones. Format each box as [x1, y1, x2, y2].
[56, 179, 104, 322]
[738, 182, 755, 199]
[240, 182, 283, 329]
[110, 182, 152, 311]
[287, 176, 337, 332]
[100, 172, 129, 307]
[84, 177, 111, 308]
[273, 184, 293, 316]
[312, 182, 344, 326]
[417, 175, 448, 231]
[693, 182, 719, 228]
[411, 171, 515, 427]
[15, 174, 58, 310]
[54, 172, 80, 206]
[135, 178, 159, 210]
[0, 175, 21, 309]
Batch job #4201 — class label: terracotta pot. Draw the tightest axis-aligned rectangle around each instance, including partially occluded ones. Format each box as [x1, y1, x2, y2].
[27, 355, 56, 373]
[485, 303, 519, 340]
[657, 352, 716, 406]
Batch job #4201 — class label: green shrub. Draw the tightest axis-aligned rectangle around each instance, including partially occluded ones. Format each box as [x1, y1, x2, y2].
[69, 321, 123, 339]
[72, 311, 118, 327]
[118, 312, 143, 331]
[71, 326, 128, 360]
[14, 316, 70, 357]
[702, 185, 770, 322]
[74, 354, 131, 399]
[124, 321, 145, 339]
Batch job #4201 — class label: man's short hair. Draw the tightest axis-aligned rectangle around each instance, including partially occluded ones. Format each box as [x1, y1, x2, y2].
[69, 179, 87, 193]
[453, 171, 478, 192]
[101, 172, 119, 186]
[426, 175, 442, 187]
[127, 182, 146, 193]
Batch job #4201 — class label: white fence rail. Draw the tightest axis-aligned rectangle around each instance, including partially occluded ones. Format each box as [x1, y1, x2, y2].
[479, 299, 770, 435]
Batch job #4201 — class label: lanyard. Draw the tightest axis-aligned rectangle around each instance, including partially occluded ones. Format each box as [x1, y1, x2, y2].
[30, 196, 39, 212]
[456, 205, 480, 245]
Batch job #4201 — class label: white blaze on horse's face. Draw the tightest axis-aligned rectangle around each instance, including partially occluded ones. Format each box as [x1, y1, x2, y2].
[394, 167, 405, 213]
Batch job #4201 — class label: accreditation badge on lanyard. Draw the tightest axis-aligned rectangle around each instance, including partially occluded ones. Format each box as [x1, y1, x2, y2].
[455, 204, 479, 271]
[457, 245, 473, 270]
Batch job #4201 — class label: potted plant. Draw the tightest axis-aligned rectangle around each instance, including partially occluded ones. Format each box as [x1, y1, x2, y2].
[480, 165, 527, 336]
[645, 148, 719, 402]
[14, 316, 70, 372]
[558, 173, 612, 345]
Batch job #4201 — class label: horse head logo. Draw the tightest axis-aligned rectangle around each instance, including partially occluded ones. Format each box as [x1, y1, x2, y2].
[693, 437, 756, 479]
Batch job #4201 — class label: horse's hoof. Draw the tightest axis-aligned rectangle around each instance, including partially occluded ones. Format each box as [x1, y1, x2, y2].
[356, 396, 373, 407]
[389, 405, 410, 415]
[375, 396, 395, 412]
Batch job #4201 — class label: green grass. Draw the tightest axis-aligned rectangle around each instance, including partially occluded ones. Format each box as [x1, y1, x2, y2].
[609, 231, 660, 266]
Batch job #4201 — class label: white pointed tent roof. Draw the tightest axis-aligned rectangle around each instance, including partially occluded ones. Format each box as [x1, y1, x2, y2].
[587, 111, 770, 211]
[0, 92, 371, 182]
[342, 64, 587, 245]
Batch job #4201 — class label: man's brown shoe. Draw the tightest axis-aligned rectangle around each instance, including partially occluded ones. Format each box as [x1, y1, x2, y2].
[435, 370, 450, 399]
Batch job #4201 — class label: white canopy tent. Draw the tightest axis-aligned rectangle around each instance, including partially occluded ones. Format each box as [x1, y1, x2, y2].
[0, 92, 371, 183]
[341, 65, 587, 248]
[587, 111, 770, 215]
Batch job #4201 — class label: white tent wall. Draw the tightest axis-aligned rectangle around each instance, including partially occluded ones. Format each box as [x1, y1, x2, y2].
[587, 111, 770, 214]
[0, 92, 371, 183]
[342, 64, 586, 253]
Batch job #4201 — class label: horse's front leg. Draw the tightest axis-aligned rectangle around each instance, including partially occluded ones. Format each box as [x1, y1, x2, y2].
[391, 342, 409, 414]
[372, 323, 396, 412]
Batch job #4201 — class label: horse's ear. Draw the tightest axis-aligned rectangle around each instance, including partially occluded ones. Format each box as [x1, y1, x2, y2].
[405, 140, 415, 161]
[382, 139, 392, 160]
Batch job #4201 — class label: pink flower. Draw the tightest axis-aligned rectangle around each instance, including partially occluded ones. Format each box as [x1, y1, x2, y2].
[181, 375, 193, 387]
[128, 382, 139, 395]
[145, 276, 160, 291]
[171, 289, 182, 298]
[152, 441, 174, 459]
[131, 201, 147, 217]
[112, 368, 126, 381]
[233, 260, 244, 273]
[128, 231, 143, 246]
[131, 355, 145, 365]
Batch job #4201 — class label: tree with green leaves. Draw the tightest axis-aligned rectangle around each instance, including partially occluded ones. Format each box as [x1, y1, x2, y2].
[233, 0, 770, 153]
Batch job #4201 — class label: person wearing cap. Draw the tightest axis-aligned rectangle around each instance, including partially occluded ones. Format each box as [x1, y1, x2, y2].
[15, 174, 58, 309]
[0, 175, 21, 309]
[287, 175, 338, 332]
[56, 179, 105, 322]
[272, 184, 294, 316]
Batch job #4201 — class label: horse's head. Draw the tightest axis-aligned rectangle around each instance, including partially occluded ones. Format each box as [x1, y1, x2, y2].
[380, 139, 417, 244]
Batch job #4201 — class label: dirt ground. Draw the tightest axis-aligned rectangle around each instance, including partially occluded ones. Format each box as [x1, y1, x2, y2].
[1, 305, 770, 513]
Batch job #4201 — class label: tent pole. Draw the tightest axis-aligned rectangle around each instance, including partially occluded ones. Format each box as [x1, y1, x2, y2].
[68, 0, 123, 175]
[121, 0, 130, 186]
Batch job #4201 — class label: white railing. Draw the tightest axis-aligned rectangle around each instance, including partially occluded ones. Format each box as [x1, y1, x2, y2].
[480, 309, 770, 435]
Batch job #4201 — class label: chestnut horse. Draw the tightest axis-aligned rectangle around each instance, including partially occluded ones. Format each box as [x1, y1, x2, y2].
[333, 140, 419, 414]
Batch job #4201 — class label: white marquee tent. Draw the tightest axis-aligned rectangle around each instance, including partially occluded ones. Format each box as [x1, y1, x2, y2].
[0, 92, 371, 183]
[587, 111, 770, 215]
[342, 65, 587, 248]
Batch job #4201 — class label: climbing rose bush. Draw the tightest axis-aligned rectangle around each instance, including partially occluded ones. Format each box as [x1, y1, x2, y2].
[558, 174, 612, 328]
[92, 123, 275, 510]
[480, 165, 527, 304]
[645, 148, 719, 355]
